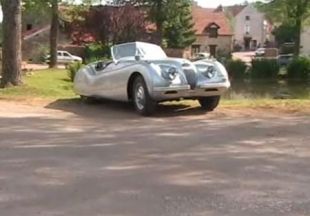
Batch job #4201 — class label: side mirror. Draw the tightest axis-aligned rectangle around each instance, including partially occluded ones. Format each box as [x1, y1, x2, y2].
[135, 55, 141, 61]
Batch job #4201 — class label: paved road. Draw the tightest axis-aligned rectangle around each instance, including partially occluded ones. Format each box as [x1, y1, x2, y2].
[0, 100, 310, 216]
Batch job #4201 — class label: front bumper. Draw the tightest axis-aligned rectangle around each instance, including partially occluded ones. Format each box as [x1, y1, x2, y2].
[152, 81, 230, 101]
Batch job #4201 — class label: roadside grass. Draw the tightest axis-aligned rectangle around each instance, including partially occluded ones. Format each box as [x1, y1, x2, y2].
[0, 69, 77, 100]
[0, 69, 309, 113]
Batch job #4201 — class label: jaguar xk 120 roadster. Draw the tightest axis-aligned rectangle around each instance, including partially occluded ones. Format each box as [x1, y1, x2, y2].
[74, 42, 230, 116]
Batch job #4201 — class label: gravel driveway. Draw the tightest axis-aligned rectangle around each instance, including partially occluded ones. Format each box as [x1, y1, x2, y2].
[0, 100, 309, 216]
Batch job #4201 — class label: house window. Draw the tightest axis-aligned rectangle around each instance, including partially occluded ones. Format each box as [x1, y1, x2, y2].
[192, 45, 201, 55]
[205, 23, 220, 38]
[245, 24, 250, 34]
[209, 45, 217, 57]
[245, 16, 250, 21]
[209, 27, 218, 38]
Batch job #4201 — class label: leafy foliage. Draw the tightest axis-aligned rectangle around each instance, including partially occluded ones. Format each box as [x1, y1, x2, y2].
[272, 23, 297, 46]
[113, 0, 196, 48]
[250, 58, 280, 79]
[226, 59, 248, 80]
[67, 61, 84, 82]
[257, 0, 310, 56]
[163, 0, 196, 48]
[287, 57, 310, 80]
[85, 43, 111, 63]
[70, 4, 148, 45]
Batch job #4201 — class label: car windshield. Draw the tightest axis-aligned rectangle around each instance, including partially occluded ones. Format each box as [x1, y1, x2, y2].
[112, 42, 167, 61]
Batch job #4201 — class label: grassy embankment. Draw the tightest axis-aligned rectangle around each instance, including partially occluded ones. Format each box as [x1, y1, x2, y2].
[0, 69, 309, 112]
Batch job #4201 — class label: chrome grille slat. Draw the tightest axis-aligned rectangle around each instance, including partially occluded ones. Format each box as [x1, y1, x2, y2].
[183, 68, 198, 89]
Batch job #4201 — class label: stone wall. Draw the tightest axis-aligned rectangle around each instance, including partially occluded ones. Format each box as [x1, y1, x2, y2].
[164, 48, 192, 59]
[193, 35, 233, 55]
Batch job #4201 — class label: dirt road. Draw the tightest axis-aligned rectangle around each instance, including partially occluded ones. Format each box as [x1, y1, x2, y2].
[0, 100, 310, 216]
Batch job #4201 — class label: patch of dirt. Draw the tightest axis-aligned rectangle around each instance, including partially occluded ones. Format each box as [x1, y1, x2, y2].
[0, 99, 309, 120]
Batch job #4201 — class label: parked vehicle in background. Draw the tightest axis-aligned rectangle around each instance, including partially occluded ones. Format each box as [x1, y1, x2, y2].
[255, 48, 266, 57]
[277, 54, 294, 66]
[74, 42, 230, 116]
[45, 51, 82, 64]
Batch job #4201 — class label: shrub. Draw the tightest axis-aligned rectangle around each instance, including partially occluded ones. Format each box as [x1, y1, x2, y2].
[85, 43, 111, 63]
[250, 58, 280, 79]
[287, 57, 310, 80]
[226, 59, 248, 80]
[67, 61, 84, 82]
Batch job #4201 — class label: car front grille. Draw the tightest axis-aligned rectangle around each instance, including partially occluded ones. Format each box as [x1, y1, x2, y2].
[183, 68, 198, 89]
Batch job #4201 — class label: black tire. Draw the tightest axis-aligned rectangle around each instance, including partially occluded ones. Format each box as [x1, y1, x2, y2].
[132, 76, 156, 116]
[198, 96, 220, 111]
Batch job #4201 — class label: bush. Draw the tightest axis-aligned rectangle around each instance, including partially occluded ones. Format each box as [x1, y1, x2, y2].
[250, 58, 280, 79]
[226, 59, 248, 80]
[67, 61, 84, 82]
[85, 43, 111, 63]
[287, 57, 310, 80]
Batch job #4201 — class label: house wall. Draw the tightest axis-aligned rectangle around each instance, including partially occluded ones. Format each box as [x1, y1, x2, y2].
[301, 26, 310, 56]
[22, 10, 50, 32]
[193, 35, 233, 56]
[233, 4, 268, 49]
[23, 29, 71, 62]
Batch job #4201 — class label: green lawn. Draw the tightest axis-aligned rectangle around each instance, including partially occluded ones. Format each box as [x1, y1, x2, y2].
[0, 69, 77, 99]
[0, 69, 309, 112]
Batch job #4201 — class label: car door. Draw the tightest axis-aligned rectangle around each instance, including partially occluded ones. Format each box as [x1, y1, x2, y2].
[92, 61, 134, 101]
[57, 51, 64, 64]
[63, 51, 73, 63]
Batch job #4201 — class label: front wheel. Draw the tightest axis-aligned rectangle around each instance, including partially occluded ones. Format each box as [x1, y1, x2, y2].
[198, 96, 220, 112]
[132, 76, 156, 116]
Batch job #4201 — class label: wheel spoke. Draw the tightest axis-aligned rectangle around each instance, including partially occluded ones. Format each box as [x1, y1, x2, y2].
[135, 85, 145, 110]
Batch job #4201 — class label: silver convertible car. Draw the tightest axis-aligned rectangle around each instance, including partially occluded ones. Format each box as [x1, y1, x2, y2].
[74, 42, 230, 116]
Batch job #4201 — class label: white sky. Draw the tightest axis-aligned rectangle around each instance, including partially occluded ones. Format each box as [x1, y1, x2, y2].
[0, 0, 257, 22]
[197, 0, 256, 8]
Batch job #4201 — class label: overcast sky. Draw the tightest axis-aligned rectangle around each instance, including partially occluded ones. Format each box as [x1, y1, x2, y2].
[197, 0, 256, 8]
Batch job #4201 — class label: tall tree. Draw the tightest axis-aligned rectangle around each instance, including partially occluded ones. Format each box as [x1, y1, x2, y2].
[49, 0, 59, 68]
[74, 4, 147, 45]
[258, 0, 310, 56]
[113, 0, 196, 47]
[24, 0, 62, 68]
[0, 0, 22, 87]
[164, 0, 196, 48]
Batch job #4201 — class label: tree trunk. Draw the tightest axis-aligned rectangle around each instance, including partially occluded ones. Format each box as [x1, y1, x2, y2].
[294, 16, 302, 57]
[49, 0, 59, 68]
[0, 0, 22, 88]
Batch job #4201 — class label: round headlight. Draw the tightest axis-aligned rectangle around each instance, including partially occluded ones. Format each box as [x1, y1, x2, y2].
[167, 67, 177, 80]
[204, 66, 216, 79]
[161, 66, 178, 80]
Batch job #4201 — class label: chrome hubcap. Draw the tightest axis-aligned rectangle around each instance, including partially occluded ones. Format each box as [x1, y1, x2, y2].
[135, 84, 145, 110]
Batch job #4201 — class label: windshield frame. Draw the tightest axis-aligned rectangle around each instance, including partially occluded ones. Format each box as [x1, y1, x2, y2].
[111, 42, 167, 62]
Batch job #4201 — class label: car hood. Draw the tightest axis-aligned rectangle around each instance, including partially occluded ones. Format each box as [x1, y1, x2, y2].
[147, 57, 193, 68]
[72, 55, 82, 60]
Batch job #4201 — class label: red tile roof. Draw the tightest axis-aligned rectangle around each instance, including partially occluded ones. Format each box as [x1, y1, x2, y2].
[224, 5, 246, 17]
[192, 5, 233, 36]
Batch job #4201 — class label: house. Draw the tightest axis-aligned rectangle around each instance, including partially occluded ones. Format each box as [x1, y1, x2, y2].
[224, 4, 273, 51]
[301, 26, 310, 56]
[21, 6, 80, 62]
[191, 4, 233, 57]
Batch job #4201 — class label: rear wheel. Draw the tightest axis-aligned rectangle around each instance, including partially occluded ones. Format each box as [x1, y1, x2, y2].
[132, 76, 156, 116]
[198, 96, 220, 111]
